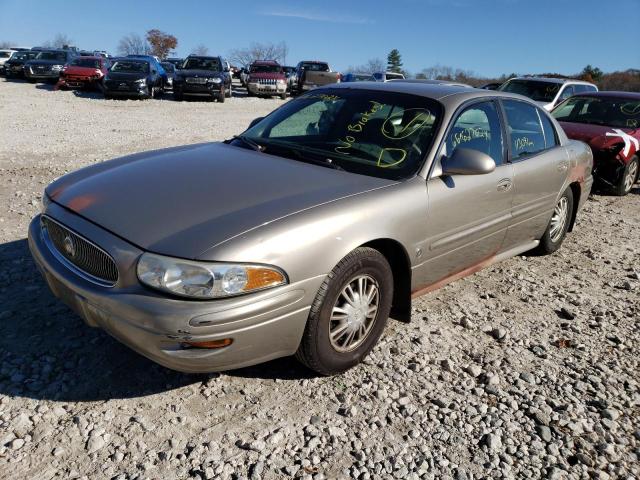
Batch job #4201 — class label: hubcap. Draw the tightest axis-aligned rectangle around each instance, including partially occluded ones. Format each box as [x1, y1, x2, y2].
[549, 196, 569, 243]
[624, 160, 638, 192]
[329, 275, 379, 353]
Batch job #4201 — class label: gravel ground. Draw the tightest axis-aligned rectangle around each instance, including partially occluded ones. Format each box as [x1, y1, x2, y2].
[0, 78, 638, 480]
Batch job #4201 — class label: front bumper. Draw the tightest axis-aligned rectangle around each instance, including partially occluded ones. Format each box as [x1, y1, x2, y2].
[59, 76, 102, 88]
[25, 70, 61, 80]
[28, 207, 322, 373]
[174, 82, 223, 96]
[104, 86, 150, 97]
[247, 82, 286, 95]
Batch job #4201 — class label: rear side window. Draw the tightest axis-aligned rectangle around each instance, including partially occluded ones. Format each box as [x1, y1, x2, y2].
[502, 100, 547, 160]
[538, 110, 559, 148]
[445, 101, 504, 166]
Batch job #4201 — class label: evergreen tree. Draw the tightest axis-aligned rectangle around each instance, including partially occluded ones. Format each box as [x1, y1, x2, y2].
[387, 49, 403, 73]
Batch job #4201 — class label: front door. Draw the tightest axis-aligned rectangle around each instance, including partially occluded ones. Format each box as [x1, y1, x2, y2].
[413, 100, 514, 292]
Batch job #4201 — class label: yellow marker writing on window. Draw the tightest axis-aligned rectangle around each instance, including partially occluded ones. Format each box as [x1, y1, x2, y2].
[377, 148, 407, 168]
[381, 109, 432, 140]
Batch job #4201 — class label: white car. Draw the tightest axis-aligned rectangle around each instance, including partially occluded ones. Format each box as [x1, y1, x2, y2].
[0, 49, 16, 73]
[499, 77, 598, 111]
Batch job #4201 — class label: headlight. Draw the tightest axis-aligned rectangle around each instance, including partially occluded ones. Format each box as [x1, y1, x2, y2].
[208, 77, 222, 84]
[51, 65, 64, 71]
[135, 78, 147, 85]
[41, 193, 51, 213]
[137, 252, 287, 299]
[276, 79, 285, 84]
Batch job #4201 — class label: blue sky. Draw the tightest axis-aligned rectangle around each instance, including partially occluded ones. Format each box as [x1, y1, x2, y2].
[1, 0, 638, 77]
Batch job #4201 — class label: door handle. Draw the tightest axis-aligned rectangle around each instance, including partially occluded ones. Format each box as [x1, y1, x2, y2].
[557, 161, 569, 172]
[497, 178, 513, 192]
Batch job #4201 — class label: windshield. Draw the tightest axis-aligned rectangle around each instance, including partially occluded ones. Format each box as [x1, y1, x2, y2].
[71, 58, 101, 68]
[182, 57, 221, 71]
[499, 79, 561, 102]
[0, 52, 11, 58]
[301, 63, 329, 72]
[11, 52, 35, 61]
[251, 64, 282, 73]
[36, 51, 67, 62]
[111, 61, 149, 73]
[385, 73, 404, 80]
[161, 63, 175, 72]
[239, 88, 442, 180]
[553, 96, 640, 129]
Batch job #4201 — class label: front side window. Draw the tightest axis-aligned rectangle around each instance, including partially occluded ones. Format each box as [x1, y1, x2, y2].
[558, 85, 575, 102]
[444, 101, 504, 166]
[239, 89, 442, 180]
[499, 80, 561, 103]
[502, 100, 547, 160]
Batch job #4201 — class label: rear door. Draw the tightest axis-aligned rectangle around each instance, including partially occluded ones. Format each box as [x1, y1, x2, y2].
[500, 99, 568, 248]
[414, 100, 514, 290]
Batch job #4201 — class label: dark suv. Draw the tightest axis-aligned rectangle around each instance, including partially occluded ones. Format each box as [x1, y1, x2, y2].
[24, 49, 77, 82]
[173, 55, 231, 102]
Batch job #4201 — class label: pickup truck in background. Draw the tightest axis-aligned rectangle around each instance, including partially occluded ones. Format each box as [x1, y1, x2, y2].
[293, 61, 340, 95]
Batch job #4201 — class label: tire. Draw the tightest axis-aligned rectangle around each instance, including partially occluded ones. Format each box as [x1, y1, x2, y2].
[173, 92, 183, 101]
[280, 92, 287, 100]
[217, 91, 225, 103]
[535, 187, 574, 255]
[225, 82, 232, 98]
[296, 247, 393, 375]
[613, 155, 638, 196]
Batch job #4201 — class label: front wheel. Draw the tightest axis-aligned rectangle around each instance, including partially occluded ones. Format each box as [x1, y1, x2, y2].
[296, 247, 393, 375]
[225, 83, 232, 98]
[535, 187, 574, 255]
[217, 91, 225, 103]
[613, 156, 638, 196]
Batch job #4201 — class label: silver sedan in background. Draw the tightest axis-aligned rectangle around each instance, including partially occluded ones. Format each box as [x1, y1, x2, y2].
[29, 83, 593, 375]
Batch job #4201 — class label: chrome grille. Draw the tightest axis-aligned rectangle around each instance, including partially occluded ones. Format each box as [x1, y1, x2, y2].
[41, 216, 118, 286]
[257, 78, 278, 85]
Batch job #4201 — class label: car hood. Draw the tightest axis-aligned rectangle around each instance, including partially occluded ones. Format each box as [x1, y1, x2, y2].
[249, 72, 285, 81]
[106, 71, 147, 81]
[559, 121, 639, 152]
[64, 66, 101, 76]
[46, 142, 394, 259]
[26, 59, 65, 67]
[178, 69, 223, 78]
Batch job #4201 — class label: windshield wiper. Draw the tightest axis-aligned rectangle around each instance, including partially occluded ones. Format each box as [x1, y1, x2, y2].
[230, 135, 264, 152]
[267, 143, 345, 171]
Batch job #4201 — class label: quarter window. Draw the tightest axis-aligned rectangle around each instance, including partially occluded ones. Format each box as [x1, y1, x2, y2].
[444, 101, 504, 166]
[538, 110, 559, 149]
[502, 100, 547, 160]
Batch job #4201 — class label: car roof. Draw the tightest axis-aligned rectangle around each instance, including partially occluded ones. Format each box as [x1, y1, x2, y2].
[389, 79, 473, 88]
[328, 81, 539, 107]
[569, 91, 640, 100]
[76, 56, 102, 60]
[507, 76, 595, 86]
[186, 55, 220, 59]
[252, 60, 279, 65]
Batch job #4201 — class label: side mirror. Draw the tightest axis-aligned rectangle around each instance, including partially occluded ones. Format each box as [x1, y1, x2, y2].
[442, 148, 496, 175]
[248, 117, 264, 129]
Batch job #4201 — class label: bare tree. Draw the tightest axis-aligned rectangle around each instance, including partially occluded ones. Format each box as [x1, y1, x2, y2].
[43, 33, 73, 49]
[346, 58, 385, 74]
[0, 41, 16, 49]
[117, 33, 152, 56]
[228, 41, 289, 67]
[191, 44, 209, 56]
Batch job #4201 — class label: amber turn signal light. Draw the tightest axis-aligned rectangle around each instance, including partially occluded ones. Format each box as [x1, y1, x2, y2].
[244, 267, 286, 291]
[184, 338, 233, 349]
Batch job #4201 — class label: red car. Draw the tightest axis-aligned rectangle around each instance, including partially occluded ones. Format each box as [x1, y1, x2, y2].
[553, 91, 640, 196]
[55, 56, 110, 90]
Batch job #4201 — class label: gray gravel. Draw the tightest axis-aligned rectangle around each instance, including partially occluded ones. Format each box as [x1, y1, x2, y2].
[0, 79, 639, 480]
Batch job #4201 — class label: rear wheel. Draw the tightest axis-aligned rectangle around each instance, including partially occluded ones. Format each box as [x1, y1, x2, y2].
[296, 247, 393, 375]
[613, 156, 638, 196]
[535, 187, 574, 255]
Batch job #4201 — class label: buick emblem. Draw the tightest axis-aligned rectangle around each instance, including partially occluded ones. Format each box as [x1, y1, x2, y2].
[63, 235, 76, 258]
